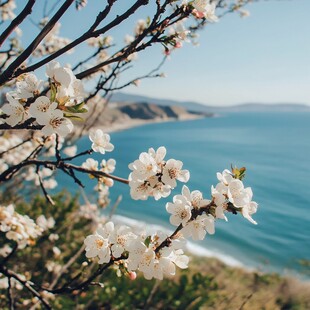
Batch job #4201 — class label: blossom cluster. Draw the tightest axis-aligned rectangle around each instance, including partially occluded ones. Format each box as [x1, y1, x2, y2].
[81, 129, 115, 189]
[0, 61, 86, 137]
[128, 146, 190, 200]
[83, 146, 258, 281]
[166, 185, 216, 240]
[0, 132, 76, 188]
[0, 0, 16, 21]
[84, 222, 189, 280]
[212, 169, 258, 224]
[0, 273, 25, 290]
[188, 0, 218, 21]
[0, 204, 54, 248]
[82, 157, 116, 187]
[33, 18, 72, 57]
[0, 133, 34, 173]
[78, 130, 116, 211]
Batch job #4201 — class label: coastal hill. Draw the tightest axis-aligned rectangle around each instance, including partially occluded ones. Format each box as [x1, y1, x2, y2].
[115, 102, 211, 120]
[82, 100, 210, 133]
[111, 92, 310, 113]
[82, 93, 310, 133]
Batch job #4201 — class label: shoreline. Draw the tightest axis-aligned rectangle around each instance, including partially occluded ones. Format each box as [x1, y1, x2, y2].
[111, 214, 309, 283]
[91, 114, 207, 134]
[112, 214, 246, 269]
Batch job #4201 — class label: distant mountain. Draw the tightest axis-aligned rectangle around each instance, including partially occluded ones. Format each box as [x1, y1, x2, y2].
[111, 92, 310, 113]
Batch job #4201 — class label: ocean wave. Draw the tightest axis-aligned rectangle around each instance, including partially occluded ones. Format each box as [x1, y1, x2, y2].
[112, 214, 245, 268]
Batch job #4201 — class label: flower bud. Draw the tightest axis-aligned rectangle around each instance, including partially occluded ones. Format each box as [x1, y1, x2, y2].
[128, 271, 137, 280]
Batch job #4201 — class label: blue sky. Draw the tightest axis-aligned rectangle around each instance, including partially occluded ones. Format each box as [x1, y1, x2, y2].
[2, 0, 310, 106]
[132, 0, 310, 106]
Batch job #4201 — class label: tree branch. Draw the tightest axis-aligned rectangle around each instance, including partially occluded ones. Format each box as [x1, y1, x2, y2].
[4, 0, 150, 80]
[0, 265, 52, 310]
[0, 159, 129, 185]
[0, 0, 36, 48]
[0, 0, 75, 86]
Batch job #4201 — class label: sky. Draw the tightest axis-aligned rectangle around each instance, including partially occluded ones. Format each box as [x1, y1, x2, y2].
[2, 0, 310, 106]
[132, 0, 310, 106]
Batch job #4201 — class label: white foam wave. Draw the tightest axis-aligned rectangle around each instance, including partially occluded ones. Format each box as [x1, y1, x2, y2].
[112, 214, 245, 268]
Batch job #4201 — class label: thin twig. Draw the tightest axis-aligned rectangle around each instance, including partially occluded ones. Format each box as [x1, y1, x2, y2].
[0, 0, 36, 47]
[36, 166, 55, 205]
[0, 0, 75, 85]
[143, 280, 160, 310]
[0, 265, 51, 310]
[108, 195, 122, 220]
[7, 277, 14, 310]
[49, 245, 86, 289]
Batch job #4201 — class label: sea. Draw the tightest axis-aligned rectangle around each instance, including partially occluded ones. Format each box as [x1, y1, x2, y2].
[62, 111, 310, 280]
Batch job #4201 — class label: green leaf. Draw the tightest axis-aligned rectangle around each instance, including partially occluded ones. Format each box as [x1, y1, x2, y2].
[74, 101, 85, 110]
[144, 236, 152, 247]
[146, 16, 151, 27]
[75, 108, 88, 114]
[231, 165, 246, 180]
[50, 83, 57, 102]
[65, 106, 78, 113]
[64, 114, 84, 121]
[64, 102, 88, 114]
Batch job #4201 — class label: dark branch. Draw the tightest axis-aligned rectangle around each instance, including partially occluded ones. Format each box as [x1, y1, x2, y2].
[0, 265, 52, 310]
[0, 0, 36, 48]
[0, 0, 75, 86]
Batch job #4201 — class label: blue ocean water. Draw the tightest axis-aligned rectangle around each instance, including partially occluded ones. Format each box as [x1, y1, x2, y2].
[67, 112, 310, 278]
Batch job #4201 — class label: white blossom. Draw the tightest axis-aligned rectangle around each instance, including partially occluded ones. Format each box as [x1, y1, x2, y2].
[82, 158, 98, 171]
[217, 169, 234, 185]
[129, 180, 151, 200]
[166, 195, 192, 226]
[36, 215, 55, 231]
[181, 185, 210, 209]
[79, 203, 98, 220]
[14, 73, 42, 99]
[1, 94, 27, 126]
[0, 0, 16, 21]
[161, 159, 190, 188]
[109, 225, 136, 258]
[41, 109, 73, 137]
[63, 145, 77, 157]
[212, 169, 258, 224]
[53, 246, 61, 257]
[0, 204, 42, 248]
[148, 176, 171, 200]
[191, 0, 218, 22]
[84, 228, 111, 264]
[46, 61, 75, 87]
[100, 158, 116, 174]
[134, 19, 146, 35]
[241, 187, 258, 224]
[0, 273, 25, 291]
[28, 96, 57, 124]
[0, 245, 12, 257]
[182, 214, 215, 240]
[124, 34, 134, 44]
[227, 179, 249, 207]
[129, 146, 190, 200]
[89, 129, 114, 154]
[129, 152, 158, 181]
